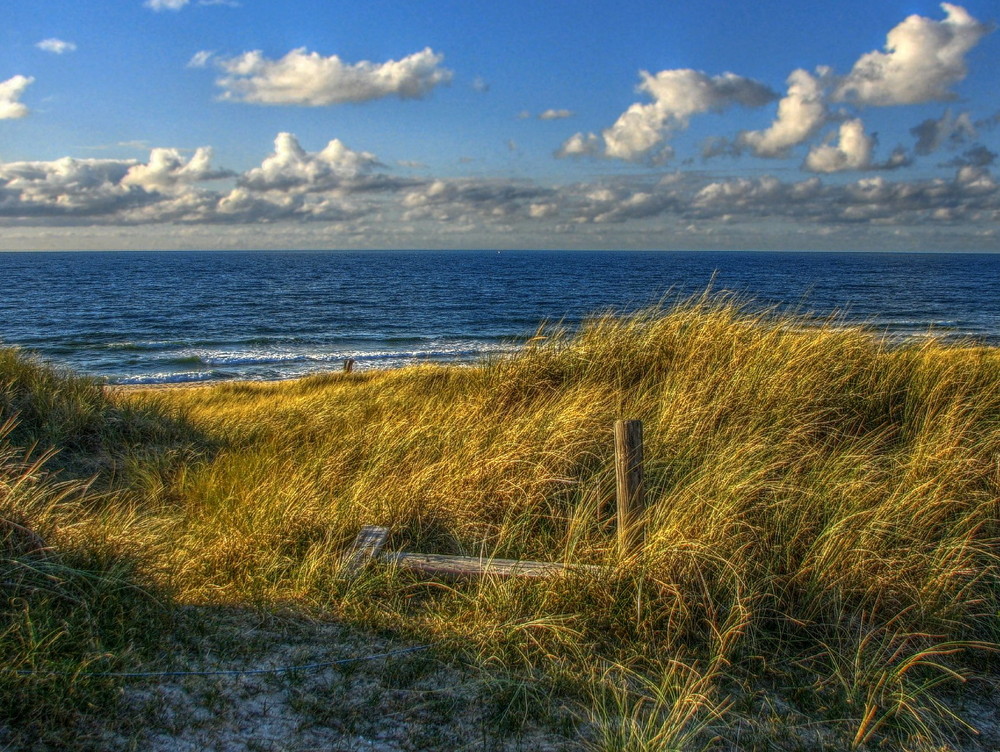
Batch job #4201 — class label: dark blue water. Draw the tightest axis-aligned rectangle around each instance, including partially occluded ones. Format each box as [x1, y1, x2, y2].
[0, 250, 997, 385]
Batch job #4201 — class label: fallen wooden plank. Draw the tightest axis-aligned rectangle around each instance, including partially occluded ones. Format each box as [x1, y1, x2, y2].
[380, 551, 603, 580]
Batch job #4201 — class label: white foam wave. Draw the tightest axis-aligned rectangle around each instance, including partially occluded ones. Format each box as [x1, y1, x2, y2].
[167, 339, 519, 371]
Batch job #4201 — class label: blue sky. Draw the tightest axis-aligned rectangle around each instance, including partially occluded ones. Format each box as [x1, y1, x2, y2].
[1, 0, 998, 250]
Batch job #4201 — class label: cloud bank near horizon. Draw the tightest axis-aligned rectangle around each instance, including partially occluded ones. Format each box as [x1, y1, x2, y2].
[0, 132, 995, 246]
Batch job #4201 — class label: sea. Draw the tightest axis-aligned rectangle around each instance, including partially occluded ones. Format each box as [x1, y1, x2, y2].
[0, 250, 998, 385]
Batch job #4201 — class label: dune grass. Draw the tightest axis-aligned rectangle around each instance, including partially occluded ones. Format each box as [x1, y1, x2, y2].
[2, 294, 998, 749]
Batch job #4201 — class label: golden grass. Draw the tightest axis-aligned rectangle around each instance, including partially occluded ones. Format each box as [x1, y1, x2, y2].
[3, 294, 999, 748]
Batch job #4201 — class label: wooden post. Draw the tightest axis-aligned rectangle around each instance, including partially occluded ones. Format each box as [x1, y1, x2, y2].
[614, 419, 645, 557]
[341, 525, 389, 578]
[343, 358, 356, 374]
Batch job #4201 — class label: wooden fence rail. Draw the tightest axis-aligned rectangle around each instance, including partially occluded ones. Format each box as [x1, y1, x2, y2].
[343, 419, 646, 580]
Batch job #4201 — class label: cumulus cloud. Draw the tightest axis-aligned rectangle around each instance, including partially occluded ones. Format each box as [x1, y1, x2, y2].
[687, 168, 998, 226]
[238, 132, 396, 193]
[0, 136, 395, 225]
[587, 190, 677, 224]
[401, 178, 551, 222]
[1, 127, 996, 241]
[213, 186, 366, 224]
[0, 157, 138, 216]
[641, 69, 776, 121]
[36, 38, 76, 54]
[555, 132, 601, 159]
[738, 69, 827, 157]
[805, 119, 874, 173]
[122, 147, 233, 193]
[834, 3, 992, 106]
[212, 47, 452, 105]
[0, 147, 237, 221]
[145, 0, 189, 9]
[528, 202, 558, 218]
[692, 175, 798, 213]
[910, 109, 977, 154]
[545, 161, 999, 230]
[0, 76, 33, 119]
[539, 109, 574, 120]
[559, 69, 776, 164]
[598, 102, 674, 162]
[554, 5, 993, 177]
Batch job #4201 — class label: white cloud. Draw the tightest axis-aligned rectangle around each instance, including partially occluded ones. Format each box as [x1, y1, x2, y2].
[238, 132, 396, 194]
[954, 165, 997, 191]
[738, 69, 827, 157]
[212, 47, 452, 105]
[834, 3, 992, 106]
[0, 129, 996, 243]
[187, 50, 214, 69]
[401, 178, 551, 222]
[145, 0, 189, 9]
[0, 148, 229, 219]
[122, 147, 233, 193]
[692, 175, 788, 210]
[640, 69, 776, 121]
[36, 38, 76, 54]
[528, 202, 558, 218]
[600, 101, 675, 163]
[0, 76, 34, 119]
[555, 132, 601, 159]
[0, 157, 136, 215]
[555, 4, 991, 174]
[805, 119, 874, 173]
[684, 168, 999, 227]
[559, 69, 776, 164]
[539, 109, 574, 120]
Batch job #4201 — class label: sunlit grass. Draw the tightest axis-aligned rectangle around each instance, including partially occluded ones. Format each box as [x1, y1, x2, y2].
[2, 294, 999, 748]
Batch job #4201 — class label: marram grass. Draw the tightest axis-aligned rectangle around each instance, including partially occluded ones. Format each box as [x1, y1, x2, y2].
[2, 296, 999, 749]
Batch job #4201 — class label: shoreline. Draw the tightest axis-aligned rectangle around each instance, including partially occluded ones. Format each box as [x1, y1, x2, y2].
[104, 335, 1000, 394]
[104, 366, 394, 392]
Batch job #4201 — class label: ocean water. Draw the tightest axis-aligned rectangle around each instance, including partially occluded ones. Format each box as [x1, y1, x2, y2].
[0, 250, 998, 385]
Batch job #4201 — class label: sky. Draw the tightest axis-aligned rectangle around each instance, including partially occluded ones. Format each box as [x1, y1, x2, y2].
[1, 0, 998, 251]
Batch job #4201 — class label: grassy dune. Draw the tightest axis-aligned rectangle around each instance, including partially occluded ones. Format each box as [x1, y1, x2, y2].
[2, 295, 999, 749]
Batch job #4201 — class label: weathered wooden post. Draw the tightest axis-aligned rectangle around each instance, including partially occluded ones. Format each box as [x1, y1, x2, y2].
[341, 525, 389, 579]
[343, 358, 356, 374]
[614, 419, 645, 557]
